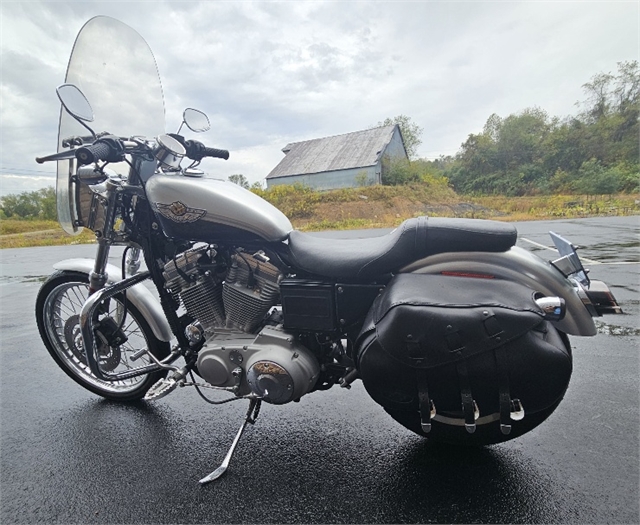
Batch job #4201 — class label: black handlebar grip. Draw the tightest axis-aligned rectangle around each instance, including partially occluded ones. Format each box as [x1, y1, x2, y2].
[75, 142, 113, 165]
[202, 147, 230, 160]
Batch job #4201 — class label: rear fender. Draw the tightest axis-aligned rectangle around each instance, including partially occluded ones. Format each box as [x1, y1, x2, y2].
[53, 258, 173, 342]
[400, 246, 596, 336]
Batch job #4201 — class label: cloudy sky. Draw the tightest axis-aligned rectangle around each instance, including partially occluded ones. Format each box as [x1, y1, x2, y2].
[0, 1, 637, 196]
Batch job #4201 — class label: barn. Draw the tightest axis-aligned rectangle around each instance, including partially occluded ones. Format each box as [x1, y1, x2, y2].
[265, 124, 408, 190]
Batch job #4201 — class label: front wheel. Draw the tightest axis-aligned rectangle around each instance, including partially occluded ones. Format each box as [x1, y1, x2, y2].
[35, 270, 169, 401]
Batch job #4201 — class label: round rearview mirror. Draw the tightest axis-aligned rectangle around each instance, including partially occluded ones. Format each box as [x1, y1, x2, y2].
[183, 108, 210, 132]
[56, 84, 94, 122]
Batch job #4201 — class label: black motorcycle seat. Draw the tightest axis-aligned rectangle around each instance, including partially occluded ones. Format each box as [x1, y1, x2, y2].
[287, 216, 517, 280]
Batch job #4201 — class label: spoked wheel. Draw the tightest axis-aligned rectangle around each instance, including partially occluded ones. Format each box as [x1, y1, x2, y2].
[36, 270, 169, 401]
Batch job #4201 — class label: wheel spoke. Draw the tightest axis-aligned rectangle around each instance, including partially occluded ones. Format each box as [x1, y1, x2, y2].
[41, 279, 161, 394]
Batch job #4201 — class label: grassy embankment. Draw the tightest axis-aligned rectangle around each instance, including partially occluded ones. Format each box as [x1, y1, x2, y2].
[1, 184, 638, 249]
[0, 219, 95, 249]
[254, 183, 639, 230]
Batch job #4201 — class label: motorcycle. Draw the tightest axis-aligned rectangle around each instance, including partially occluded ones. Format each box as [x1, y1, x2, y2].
[35, 16, 621, 484]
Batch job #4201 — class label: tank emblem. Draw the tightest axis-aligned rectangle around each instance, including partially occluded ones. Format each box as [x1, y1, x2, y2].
[155, 201, 206, 223]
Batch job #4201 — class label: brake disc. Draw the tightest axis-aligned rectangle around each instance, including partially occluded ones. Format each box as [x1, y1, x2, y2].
[63, 314, 122, 372]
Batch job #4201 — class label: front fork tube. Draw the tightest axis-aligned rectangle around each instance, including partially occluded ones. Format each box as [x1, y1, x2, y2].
[89, 243, 142, 294]
[89, 239, 111, 294]
[87, 180, 144, 294]
[81, 180, 160, 381]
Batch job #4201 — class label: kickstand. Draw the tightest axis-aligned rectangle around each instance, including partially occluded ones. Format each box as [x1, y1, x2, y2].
[199, 398, 262, 485]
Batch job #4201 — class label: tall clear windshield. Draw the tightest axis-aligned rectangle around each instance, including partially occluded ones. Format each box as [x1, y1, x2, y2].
[57, 16, 165, 234]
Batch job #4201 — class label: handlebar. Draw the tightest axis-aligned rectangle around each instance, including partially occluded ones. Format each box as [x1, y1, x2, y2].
[199, 145, 230, 160]
[183, 139, 229, 161]
[35, 150, 77, 164]
[75, 141, 114, 165]
[76, 136, 126, 166]
[37, 134, 229, 167]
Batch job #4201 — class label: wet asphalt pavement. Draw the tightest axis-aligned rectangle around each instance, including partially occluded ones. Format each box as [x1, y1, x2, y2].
[0, 216, 638, 524]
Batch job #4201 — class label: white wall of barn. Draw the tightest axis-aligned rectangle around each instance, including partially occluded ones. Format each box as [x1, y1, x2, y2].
[266, 164, 379, 190]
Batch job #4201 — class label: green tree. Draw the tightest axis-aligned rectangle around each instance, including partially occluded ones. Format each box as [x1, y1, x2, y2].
[382, 157, 449, 187]
[575, 158, 623, 195]
[0, 187, 57, 220]
[228, 174, 250, 189]
[378, 115, 423, 159]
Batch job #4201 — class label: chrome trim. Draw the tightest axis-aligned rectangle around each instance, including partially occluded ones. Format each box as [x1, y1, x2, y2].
[433, 401, 525, 428]
[579, 279, 623, 315]
[534, 296, 566, 321]
[53, 258, 173, 341]
[154, 134, 185, 170]
[79, 271, 167, 381]
[572, 279, 599, 317]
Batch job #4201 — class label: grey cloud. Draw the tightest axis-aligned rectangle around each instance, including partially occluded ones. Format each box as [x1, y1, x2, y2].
[1, 0, 637, 190]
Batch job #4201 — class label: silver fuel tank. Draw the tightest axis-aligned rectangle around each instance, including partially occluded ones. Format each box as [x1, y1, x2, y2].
[145, 174, 293, 243]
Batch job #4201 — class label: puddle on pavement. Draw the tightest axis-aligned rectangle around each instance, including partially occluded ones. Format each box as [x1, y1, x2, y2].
[0, 275, 48, 285]
[611, 285, 639, 293]
[594, 320, 640, 337]
[589, 240, 640, 250]
[582, 240, 640, 263]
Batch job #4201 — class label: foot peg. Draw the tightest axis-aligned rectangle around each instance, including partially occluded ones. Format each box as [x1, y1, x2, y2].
[144, 377, 179, 401]
[199, 399, 262, 485]
[144, 366, 189, 401]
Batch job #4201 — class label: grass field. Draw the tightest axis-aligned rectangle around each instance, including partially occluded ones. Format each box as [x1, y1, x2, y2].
[0, 220, 96, 249]
[1, 191, 638, 249]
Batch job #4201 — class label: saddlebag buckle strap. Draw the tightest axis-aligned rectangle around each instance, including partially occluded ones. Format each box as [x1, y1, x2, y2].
[510, 398, 525, 421]
[456, 359, 479, 433]
[494, 345, 514, 435]
[417, 368, 436, 433]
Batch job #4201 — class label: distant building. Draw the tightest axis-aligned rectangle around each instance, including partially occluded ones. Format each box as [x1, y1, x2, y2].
[266, 124, 408, 190]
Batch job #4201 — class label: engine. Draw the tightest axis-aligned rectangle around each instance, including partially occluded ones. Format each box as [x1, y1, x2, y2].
[196, 326, 320, 404]
[162, 245, 320, 403]
[162, 245, 282, 334]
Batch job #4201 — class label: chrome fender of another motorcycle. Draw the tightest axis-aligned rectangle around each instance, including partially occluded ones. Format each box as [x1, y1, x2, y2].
[401, 246, 596, 336]
[53, 258, 173, 342]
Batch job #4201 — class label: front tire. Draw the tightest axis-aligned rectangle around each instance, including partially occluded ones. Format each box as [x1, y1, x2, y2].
[36, 270, 169, 401]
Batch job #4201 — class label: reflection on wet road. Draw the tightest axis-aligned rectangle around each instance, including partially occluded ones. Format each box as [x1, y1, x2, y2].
[0, 216, 638, 524]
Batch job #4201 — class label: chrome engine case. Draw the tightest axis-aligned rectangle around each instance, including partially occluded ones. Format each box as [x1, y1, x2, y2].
[196, 325, 320, 404]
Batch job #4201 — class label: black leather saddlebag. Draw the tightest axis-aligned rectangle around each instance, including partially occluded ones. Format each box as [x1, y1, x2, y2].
[356, 273, 572, 444]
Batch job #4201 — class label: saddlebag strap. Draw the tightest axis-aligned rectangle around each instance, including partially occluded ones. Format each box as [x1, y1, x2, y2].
[494, 345, 513, 435]
[456, 359, 477, 433]
[417, 368, 434, 433]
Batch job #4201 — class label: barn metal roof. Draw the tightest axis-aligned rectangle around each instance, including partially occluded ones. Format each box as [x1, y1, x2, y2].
[266, 125, 401, 179]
